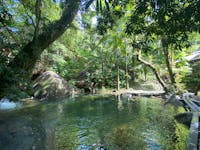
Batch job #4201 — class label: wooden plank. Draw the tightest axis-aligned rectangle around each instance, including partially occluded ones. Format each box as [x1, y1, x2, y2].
[189, 100, 200, 111]
[191, 99, 200, 103]
[183, 100, 196, 111]
[182, 99, 200, 112]
[191, 99, 200, 106]
[125, 90, 165, 96]
[187, 112, 199, 150]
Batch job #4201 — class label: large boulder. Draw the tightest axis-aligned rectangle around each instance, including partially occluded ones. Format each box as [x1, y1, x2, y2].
[33, 71, 73, 100]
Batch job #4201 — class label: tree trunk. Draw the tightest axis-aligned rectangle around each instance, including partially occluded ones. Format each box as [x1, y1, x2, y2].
[33, 0, 42, 40]
[161, 38, 175, 84]
[0, 1, 80, 95]
[101, 47, 105, 89]
[136, 49, 168, 93]
[125, 48, 129, 89]
[116, 49, 120, 91]
[9, 0, 80, 74]
[143, 65, 147, 81]
[117, 65, 120, 91]
[130, 55, 135, 83]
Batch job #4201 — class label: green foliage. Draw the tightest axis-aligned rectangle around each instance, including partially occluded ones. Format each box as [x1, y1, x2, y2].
[174, 121, 189, 150]
[1, 0, 200, 98]
[96, 0, 128, 35]
[0, 0, 68, 98]
[184, 61, 200, 94]
[0, 65, 33, 100]
[174, 66, 189, 93]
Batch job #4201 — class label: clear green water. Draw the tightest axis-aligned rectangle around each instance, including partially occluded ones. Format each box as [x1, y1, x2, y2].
[0, 95, 188, 150]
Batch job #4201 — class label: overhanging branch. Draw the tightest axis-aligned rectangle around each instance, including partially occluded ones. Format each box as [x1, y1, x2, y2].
[136, 48, 168, 93]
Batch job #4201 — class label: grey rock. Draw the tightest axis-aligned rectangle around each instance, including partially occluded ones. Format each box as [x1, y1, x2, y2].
[33, 71, 73, 100]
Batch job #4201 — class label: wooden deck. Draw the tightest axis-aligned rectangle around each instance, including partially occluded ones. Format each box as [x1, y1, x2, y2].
[181, 99, 200, 112]
[180, 97, 200, 150]
[186, 112, 199, 150]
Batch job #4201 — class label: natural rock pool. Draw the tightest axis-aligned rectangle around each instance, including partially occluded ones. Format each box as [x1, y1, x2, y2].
[0, 95, 189, 150]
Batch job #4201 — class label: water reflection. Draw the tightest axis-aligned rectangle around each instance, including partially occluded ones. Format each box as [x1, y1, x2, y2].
[104, 124, 146, 150]
[54, 96, 188, 150]
[117, 94, 124, 111]
[0, 95, 188, 150]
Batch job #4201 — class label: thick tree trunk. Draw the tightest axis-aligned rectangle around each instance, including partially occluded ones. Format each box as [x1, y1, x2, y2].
[161, 38, 175, 84]
[33, 0, 42, 40]
[9, 0, 80, 73]
[0, 1, 80, 95]
[136, 49, 168, 93]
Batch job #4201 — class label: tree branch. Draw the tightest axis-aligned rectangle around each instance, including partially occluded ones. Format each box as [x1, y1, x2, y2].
[136, 48, 168, 93]
[33, 0, 42, 40]
[161, 37, 175, 84]
[21, 2, 36, 28]
[10, 0, 81, 73]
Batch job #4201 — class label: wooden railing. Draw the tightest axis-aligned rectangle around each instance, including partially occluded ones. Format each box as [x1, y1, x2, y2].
[180, 97, 200, 150]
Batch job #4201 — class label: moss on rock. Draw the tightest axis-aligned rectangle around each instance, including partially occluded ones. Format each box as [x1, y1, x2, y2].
[33, 71, 73, 100]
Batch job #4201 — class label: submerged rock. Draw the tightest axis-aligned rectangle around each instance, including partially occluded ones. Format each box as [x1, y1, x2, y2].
[0, 116, 45, 150]
[33, 71, 73, 100]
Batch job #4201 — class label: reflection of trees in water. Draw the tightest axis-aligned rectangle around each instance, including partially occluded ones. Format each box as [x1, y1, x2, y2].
[103, 124, 146, 150]
[0, 95, 188, 150]
[44, 96, 188, 150]
[127, 99, 141, 115]
[55, 125, 79, 150]
[117, 94, 124, 111]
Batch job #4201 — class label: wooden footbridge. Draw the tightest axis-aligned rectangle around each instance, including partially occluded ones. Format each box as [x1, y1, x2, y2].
[179, 96, 200, 150]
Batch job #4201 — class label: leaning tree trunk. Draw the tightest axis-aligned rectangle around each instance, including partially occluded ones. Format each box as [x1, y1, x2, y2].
[136, 49, 168, 93]
[161, 38, 175, 84]
[0, 0, 80, 95]
[9, 0, 80, 73]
